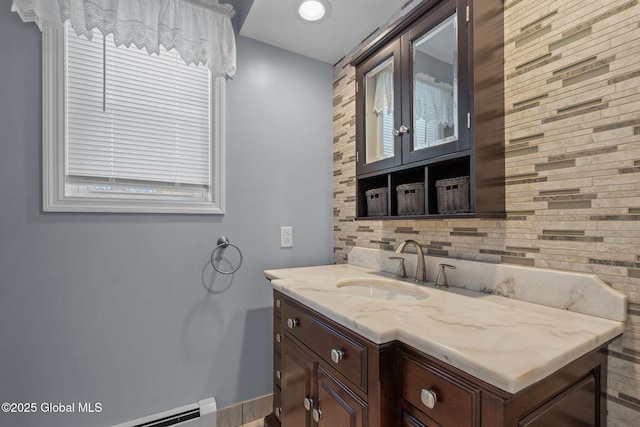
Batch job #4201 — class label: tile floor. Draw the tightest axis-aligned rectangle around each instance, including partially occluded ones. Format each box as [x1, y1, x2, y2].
[217, 393, 271, 427]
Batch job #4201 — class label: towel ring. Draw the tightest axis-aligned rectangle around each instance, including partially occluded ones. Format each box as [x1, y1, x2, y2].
[210, 236, 243, 275]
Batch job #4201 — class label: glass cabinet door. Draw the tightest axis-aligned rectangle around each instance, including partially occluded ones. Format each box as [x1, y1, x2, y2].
[365, 57, 395, 164]
[356, 41, 402, 174]
[402, 3, 470, 164]
[412, 14, 458, 151]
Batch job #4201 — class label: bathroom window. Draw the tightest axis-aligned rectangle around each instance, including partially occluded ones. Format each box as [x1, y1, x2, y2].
[42, 22, 225, 214]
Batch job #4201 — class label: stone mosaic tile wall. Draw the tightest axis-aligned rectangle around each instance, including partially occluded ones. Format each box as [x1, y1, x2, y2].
[332, 0, 640, 424]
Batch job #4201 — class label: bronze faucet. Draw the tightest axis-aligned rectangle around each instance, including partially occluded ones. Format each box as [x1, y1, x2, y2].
[394, 240, 427, 282]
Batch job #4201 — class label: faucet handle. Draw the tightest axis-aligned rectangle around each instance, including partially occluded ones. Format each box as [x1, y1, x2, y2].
[435, 264, 456, 288]
[388, 256, 407, 279]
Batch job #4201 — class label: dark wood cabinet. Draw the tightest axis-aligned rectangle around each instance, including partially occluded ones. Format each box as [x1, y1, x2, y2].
[267, 289, 610, 427]
[267, 291, 397, 427]
[399, 345, 607, 427]
[280, 321, 367, 427]
[352, 0, 504, 219]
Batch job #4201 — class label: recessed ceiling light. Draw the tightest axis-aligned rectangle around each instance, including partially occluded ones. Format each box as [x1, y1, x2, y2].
[296, 0, 331, 22]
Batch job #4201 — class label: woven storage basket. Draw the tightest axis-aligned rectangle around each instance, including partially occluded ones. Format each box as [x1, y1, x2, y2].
[396, 182, 425, 215]
[435, 176, 470, 214]
[365, 187, 388, 216]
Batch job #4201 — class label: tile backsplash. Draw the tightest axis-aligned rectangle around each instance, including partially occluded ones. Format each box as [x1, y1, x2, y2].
[332, 0, 640, 425]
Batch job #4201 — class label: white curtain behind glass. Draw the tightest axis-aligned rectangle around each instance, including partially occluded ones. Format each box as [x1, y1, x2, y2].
[370, 64, 394, 161]
[414, 73, 454, 127]
[413, 73, 455, 149]
[373, 65, 393, 115]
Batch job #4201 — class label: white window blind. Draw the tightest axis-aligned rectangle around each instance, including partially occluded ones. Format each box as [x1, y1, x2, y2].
[413, 118, 440, 150]
[65, 23, 211, 197]
[381, 111, 394, 158]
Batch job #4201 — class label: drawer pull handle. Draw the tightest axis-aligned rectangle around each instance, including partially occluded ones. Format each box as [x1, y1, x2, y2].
[276, 370, 281, 380]
[275, 333, 281, 343]
[275, 407, 282, 417]
[331, 349, 345, 364]
[312, 408, 323, 422]
[287, 318, 299, 329]
[276, 299, 281, 308]
[304, 397, 314, 411]
[421, 389, 437, 409]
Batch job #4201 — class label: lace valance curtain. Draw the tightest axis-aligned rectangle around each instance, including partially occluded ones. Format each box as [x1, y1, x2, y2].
[11, 0, 236, 77]
[414, 73, 454, 126]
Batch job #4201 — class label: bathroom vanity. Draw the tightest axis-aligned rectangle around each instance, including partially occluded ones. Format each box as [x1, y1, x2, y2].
[264, 248, 626, 427]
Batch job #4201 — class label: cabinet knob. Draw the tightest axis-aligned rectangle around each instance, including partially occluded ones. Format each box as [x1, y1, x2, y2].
[276, 369, 281, 380]
[287, 318, 299, 329]
[393, 125, 409, 136]
[420, 389, 438, 409]
[330, 349, 345, 364]
[276, 299, 281, 308]
[275, 406, 282, 417]
[303, 397, 314, 411]
[312, 408, 323, 422]
[275, 333, 281, 343]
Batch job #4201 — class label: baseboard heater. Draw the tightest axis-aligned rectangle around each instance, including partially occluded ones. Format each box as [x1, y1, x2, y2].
[112, 398, 217, 427]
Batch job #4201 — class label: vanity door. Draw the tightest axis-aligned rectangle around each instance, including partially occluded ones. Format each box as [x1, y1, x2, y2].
[281, 339, 316, 427]
[315, 367, 366, 427]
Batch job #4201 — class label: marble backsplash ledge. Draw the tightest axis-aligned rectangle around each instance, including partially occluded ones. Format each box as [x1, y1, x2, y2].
[348, 247, 627, 322]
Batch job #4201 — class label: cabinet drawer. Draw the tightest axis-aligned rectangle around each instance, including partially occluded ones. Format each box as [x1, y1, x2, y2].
[402, 354, 479, 427]
[283, 300, 367, 389]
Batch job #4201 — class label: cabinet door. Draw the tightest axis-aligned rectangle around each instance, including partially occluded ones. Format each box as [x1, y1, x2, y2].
[315, 367, 367, 427]
[518, 375, 597, 427]
[401, 0, 470, 164]
[356, 39, 403, 175]
[282, 340, 315, 427]
[402, 412, 428, 427]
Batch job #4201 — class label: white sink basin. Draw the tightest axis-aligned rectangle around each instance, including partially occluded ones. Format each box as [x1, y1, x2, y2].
[335, 278, 429, 301]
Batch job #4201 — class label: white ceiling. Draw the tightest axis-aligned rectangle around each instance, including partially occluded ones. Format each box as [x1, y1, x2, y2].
[239, 0, 409, 64]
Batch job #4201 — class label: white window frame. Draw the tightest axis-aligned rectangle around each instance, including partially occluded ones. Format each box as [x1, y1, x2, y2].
[42, 23, 225, 214]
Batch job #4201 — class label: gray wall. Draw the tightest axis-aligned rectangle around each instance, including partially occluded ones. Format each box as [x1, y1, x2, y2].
[0, 7, 333, 427]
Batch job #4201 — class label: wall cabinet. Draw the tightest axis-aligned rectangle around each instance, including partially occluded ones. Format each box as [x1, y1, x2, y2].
[352, 0, 505, 219]
[267, 290, 609, 427]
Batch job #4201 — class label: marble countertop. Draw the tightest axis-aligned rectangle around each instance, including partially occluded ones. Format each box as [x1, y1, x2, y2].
[265, 263, 625, 394]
